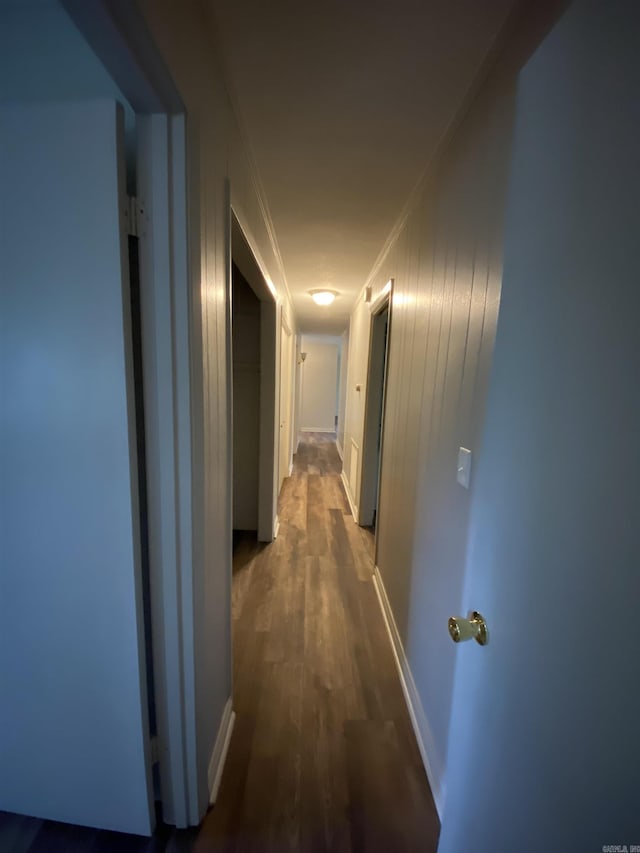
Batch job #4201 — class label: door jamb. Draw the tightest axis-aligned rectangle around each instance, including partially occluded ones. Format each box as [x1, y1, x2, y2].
[360, 280, 393, 565]
[230, 209, 279, 543]
[62, 0, 197, 828]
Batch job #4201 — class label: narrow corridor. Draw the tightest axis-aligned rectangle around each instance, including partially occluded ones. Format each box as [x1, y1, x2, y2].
[196, 434, 439, 852]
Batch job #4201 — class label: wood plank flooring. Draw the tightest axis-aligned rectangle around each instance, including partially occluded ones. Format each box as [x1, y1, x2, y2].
[1, 433, 439, 852]
[196, 433, 439, 852]
[0, 806, 198, 852]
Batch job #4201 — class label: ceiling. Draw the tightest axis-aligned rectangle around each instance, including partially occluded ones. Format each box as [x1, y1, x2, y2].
[208, 0, 518, 334]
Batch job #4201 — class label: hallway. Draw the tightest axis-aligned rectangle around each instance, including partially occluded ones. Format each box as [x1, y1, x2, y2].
[196, 434, 439, 852]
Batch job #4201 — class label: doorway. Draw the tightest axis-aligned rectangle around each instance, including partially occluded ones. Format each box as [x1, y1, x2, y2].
[232, 263, 261, 534]
[359, 284, 392, 542]
[298, 336, 341, 434]
[0, 0, 196, 830]
[230, 213, 278, 544]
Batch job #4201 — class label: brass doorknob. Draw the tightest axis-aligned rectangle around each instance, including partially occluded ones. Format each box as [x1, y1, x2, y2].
[448, 611, 488, 645]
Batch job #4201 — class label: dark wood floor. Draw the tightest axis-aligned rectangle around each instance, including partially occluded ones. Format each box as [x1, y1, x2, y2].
[0, 806, 198, 852]
[1, 434, 438, 852]
[196, 433, 439, 852]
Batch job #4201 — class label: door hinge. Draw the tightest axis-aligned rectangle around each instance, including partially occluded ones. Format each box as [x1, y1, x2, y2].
[125, 195, 145, 238]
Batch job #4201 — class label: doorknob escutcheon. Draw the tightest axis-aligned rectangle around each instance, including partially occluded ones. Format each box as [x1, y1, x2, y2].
[448, 611, 488, 645]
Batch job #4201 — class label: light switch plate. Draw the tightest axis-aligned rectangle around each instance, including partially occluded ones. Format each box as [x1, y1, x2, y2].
[457, 447, 472, 489]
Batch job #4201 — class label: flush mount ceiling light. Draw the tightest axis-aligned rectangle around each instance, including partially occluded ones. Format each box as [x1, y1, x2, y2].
[309, 289, 338, 306]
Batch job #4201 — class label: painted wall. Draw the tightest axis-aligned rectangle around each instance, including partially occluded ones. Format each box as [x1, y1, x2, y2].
[440, 1, 640, 846]
[299, 335, 341, 432]
[341, 0, 563, 812]
[0, 2, 136, 186]
[135, 0, 296, 818]
[232, 265, 260, 531]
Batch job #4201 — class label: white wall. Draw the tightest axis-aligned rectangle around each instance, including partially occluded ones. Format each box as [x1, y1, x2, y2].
[0, 5, 129, 107]
[299, 335, 341, 432]
[0, 2, 137, 185]
[341, 0, 563, 813]
[136, 0, 296, 819]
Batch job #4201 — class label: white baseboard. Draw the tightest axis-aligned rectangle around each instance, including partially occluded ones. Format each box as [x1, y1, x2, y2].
[372, 566, 445, 818]
[207, 698, 236, 805]
[273, 516, 280, 539]
[300, 427, 335, 433]
[340, 470, 359, 522]
[335, 438, 343, 460]
[288, 461, 293, 476]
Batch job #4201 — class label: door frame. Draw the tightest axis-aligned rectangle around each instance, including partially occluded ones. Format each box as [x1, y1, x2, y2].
[359, 280, 393, 558]
[229, 209, 279, 543]
[136, 114, 194, 828]
[62, 0, 196, 828]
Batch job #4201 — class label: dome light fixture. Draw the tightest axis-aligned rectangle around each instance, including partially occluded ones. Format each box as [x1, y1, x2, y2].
[310, 289, 338, 306]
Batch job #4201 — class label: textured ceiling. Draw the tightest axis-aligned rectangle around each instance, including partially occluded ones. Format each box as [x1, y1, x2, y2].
[209, 0, 518, 333]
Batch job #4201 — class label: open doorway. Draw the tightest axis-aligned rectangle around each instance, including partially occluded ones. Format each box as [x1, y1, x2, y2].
[0, 0, 197, 833]
[232, 262, 261, 536]
[359, 283, 392, 548]
[230, 213, 278, 544]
